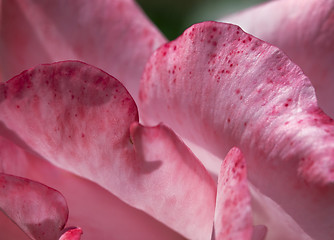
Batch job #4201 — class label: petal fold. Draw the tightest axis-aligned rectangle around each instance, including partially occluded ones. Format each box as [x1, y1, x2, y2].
[130, 123, 217, 239]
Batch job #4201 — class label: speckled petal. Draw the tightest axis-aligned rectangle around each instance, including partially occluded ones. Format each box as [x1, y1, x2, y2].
[212, 147, 254, 240]
[0, 173, 69, 240]
[139, 21, 334, 240]
[221, 0, 334, 117]
[0, 0, 166, 101]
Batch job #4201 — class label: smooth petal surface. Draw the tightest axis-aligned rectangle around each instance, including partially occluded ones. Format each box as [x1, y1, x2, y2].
[0, 173, 68, 240]
[130, 123, 217, 239]
[0, 0, 166, 101]
[0, 136, 186, 240]
[221, 0, 334, 117]
[139, 22, 334, 239]
[212, 147, 254, 240]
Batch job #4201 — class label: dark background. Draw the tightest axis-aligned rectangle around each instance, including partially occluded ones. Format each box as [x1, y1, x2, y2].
[136, 0, 267, 40]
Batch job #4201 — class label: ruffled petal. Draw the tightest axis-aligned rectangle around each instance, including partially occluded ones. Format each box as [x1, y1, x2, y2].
[0, 136, 185, 240]
[130, 123, 217, 239]
[139, 21, 334, 239]
[0, 173, 69, 240]
[220, 0, 334, 117]
[0, 0, 166, 101]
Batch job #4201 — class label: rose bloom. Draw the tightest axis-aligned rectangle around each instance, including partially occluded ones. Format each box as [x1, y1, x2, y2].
[0, 0, 333, 240]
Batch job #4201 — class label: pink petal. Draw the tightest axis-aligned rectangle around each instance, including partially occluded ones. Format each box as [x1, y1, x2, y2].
[139, 21, 334, 239]
[212, 147, 254, 240]
[0, 61, 215, 238]
[0, 173, 68, 240]
[130, 122, 217, 239]
[0, 61, 138, 194]
[220, 0, 334, 117]
[59, 228, 82, 240]
[0, 136, 185, 240]
[0, 0, 166, 101]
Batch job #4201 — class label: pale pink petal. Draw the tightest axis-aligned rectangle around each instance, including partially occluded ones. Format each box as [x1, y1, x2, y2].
[0, 0, 166, 101]
[0, 136, 185, 240]
[0, 173, 69, 240]
[212, 147, 254, 240]
[130, 122, 217, 239]
[59, 228, 82, 240]
[139, 21, 334, 239]
[221, 0, 334, 117]
[0, 61, 214, 239]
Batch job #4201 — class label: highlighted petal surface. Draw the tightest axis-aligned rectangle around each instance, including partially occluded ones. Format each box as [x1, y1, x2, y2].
[0, 0, 166, 100]
[221, 0, 334, 117]
[0, 173, 68, 240]
[140, 22, 334, 239]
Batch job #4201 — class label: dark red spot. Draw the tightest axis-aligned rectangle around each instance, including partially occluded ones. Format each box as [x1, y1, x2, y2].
[16, 105, 20, 109]
[227, 118, 231, 123]
[173, 46, 177, 51]
[82, 133, 85, 138]
[213, 27, 217, 32]
[236, 89, 240, 94]
[236, 31, 239, 34]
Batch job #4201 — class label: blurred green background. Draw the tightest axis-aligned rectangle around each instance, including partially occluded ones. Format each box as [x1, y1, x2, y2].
[136, 0, 267, 40]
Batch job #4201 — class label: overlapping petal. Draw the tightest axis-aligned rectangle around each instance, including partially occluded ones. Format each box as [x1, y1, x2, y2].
[0, 173, 70, 240]
[220, 0, 334, 117]
[130, 123, 217, 239]
[0, 61, 216, 239]
[0, 136, 185, 240]
[0, 0, 166, 101]
[212, 147, 254, 240]
[139, 21, 334, 239]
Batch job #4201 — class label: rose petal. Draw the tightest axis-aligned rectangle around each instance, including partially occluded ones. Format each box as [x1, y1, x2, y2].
[0, 61, 138, 194]
[0, 136, 186, 240]
[130, 122, 217, 239]
[0, 173, 68, 240]
[212, 147, 254, 240]
[0, 0, 166, 101]
[139, 21, 334, 239]
[220, 0, 334, 117]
